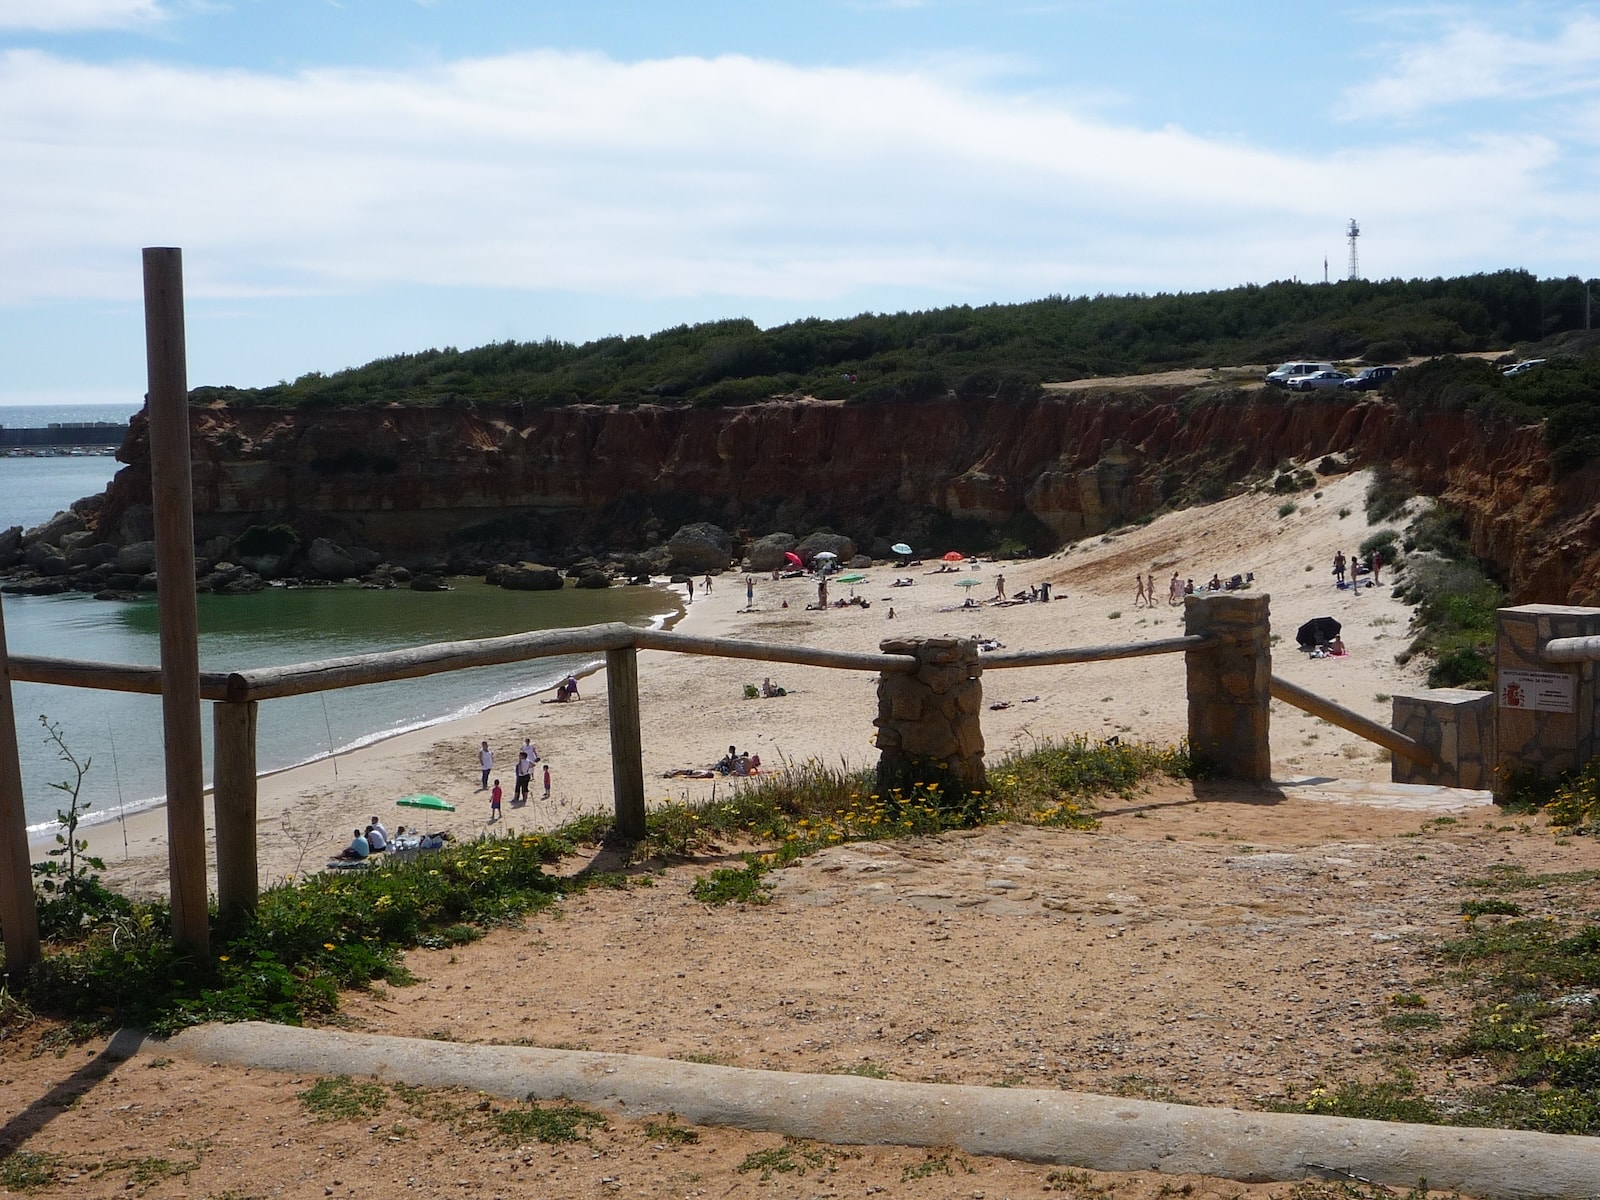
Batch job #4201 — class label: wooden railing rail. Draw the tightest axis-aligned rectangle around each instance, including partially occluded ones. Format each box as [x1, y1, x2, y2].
[634, 629, 917, 673]
[8, 655, 234, 700]
[1270, 674, 1435, 767]
[1540, 635, 1600, 663]
[982, 633, 1217, 670]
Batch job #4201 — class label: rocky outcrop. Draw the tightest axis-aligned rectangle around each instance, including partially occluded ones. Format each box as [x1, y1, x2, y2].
[25, 387, 1600, 605]
[666, 523, 734, 573]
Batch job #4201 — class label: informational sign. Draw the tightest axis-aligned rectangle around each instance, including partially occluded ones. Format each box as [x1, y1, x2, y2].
[1498, 669, 1575, 713]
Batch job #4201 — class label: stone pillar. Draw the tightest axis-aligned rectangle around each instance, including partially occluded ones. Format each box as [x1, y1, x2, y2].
[1391, 690, 1494, 791]
[1184, 594, 1271, 783]
[875, 637, 986, 797]
[1494, 604, 1600, 788]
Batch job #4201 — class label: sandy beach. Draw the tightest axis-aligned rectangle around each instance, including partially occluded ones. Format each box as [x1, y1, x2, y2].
[74, 468, 1428, 896]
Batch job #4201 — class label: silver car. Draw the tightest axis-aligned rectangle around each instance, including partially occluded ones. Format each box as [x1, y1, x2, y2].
[1286, 369, 1351, 392]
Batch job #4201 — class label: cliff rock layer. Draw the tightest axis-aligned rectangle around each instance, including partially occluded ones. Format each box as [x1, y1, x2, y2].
[94, 389, 1600, 603]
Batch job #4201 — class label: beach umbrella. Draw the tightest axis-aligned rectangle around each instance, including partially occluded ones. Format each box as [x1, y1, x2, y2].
[1295, 616, 1341, 649]
[942, 551, 964, 562]
[837, 573, 866, 584]
[397, 794, 455, 811]
[813, 551, 838, 560]
[955, 578, 984, 589]
[890, 542, 913, 556]
[784, 551, 803, 567]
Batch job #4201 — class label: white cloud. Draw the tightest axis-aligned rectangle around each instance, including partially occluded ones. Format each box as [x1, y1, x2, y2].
[0, 47, 1580, 310]
[0, 0, 165, 32]
[1341, 14, 1600, 119]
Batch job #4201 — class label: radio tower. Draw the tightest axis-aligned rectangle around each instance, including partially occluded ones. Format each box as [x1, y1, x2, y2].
[1346, 219, 1361, 281]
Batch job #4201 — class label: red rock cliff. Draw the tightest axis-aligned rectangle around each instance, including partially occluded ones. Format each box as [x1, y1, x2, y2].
[97, 389, 1600, 603]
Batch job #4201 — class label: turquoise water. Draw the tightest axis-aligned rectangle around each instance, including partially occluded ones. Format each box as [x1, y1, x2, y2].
[1, 406, 676, 832]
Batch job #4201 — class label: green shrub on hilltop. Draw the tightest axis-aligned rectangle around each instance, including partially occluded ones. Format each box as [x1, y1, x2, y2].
[188, 270, 1593, 414]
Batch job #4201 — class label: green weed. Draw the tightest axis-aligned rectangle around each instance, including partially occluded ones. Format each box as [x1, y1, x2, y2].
[493, 1101, 607, 1145]
[0, 1151, 57, 1191]
[298, 1075, 388, 1121]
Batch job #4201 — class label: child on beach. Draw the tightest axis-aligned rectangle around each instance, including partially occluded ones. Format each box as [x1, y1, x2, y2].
[490, 779, 502, 820]
[542, 762, 551, 800]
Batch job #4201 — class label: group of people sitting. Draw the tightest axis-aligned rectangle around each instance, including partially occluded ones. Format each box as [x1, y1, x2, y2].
[547, 674, 580, 703]
[716, 745, 762, 776]
[333, 817, 450, 866]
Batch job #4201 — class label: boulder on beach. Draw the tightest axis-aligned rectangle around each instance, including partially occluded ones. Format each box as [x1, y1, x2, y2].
[576, 569, 612, 589]
[409, 573, 449, 592]
[25, 509, 86, 546]
[493, 562, 564, 591]
[116, 541, 157, 575]
[666, 522, 733, 573]
[306, 537, 356, 580]
[796, 531, 857, 563]
[0, 525, 22, 569]
[746, 532, 798, 572]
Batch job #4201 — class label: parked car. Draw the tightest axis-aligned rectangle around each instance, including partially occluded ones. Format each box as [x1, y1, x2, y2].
[1341, 365, 1401, 391]
[1266, 361, 1336, 387]
[1501, 359, 1545, 378]
[1286, 369, 1351, 392]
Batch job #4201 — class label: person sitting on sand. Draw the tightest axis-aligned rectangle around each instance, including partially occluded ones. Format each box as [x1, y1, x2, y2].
[336, 828, 370, 861]
[761, 677, 786, 698]
[1329, 635, 1346, 656]
[716, 744, 739, 774]
[552, 674, 579, 702]
[1208, 573, 1223, 591]
[364, 819, 388, 853]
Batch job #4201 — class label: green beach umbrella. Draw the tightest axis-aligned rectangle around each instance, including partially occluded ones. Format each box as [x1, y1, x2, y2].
[397, 794, 455, 812]
[955, 577, 984, 588]
[837, 573, 866, 584]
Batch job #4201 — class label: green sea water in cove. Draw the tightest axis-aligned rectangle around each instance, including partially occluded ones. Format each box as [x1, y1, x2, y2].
[1, 422, 677, 832]
[7, 580, 676, 833]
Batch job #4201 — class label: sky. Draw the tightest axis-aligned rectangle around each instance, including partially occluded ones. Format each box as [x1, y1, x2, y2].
[1, 0, 1597, 406]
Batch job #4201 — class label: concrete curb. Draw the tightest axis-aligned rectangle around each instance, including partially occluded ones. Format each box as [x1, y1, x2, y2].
[169, 1022, 1600, 1199]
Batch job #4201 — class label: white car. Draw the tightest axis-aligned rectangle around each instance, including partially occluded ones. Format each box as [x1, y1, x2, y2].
[1266, 360, 1336, 387]
[1286, 369, 1351, 392]
[1501, 359, 1545, 378]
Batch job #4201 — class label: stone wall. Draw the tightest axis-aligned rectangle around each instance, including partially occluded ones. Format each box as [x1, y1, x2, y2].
[1392, 690, 1495, 791]
[875, 637, 986, 796]
[1494, 604, 1600, 784]
[1183, 594, 1272, 783]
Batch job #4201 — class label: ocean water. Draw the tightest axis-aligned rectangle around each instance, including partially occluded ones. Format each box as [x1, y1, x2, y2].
[1, 404, 676, 833]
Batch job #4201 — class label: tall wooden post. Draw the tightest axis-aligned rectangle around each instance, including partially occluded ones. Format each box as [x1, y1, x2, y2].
[213, 701, 258, 922]
[606, 648, 646, 839]
[0, 598, 41, 975]
[144, 247, 209, 954]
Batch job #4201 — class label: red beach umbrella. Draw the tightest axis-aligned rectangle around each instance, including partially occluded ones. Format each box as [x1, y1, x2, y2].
[784, 551, 804, 567]
[942, 551, 964, 562]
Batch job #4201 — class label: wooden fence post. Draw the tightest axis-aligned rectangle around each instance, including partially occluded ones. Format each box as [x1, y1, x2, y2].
[144, 247, 209, 955]
[213, 701, 258, 921]
[0, 598, 41, 975]
[606, 647, 646, 839]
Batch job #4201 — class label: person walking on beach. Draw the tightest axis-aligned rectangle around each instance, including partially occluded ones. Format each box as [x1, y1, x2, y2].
[703, 573, 713, 595]
[478, 740, 493, 790]
[1372, 548, 1384, 585]
[490, 779, 503, 821]
[542, 761, 552, 801]
[513, 750, 532, 805]
[746, 575, 754, 607]
[1146, 574, 1155, 606]
[521, 736, 540, 766]
[1168, 572, 1183, 606]
[1134, 574, 1148, 608]
[994, 573, 1006, 602]
[686, 578, 694, 602]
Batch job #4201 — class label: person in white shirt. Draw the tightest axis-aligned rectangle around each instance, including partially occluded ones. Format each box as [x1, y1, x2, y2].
[365, 817, 389, 852]
[478, 741, 493, 789]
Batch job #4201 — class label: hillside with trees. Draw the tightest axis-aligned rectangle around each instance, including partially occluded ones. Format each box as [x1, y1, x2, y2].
[195, 270, 1596, 414]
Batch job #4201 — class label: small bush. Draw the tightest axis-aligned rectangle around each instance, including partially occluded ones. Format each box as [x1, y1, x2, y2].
[494, 1101, 607, 1145]
[1277, 502, 1297, 518]
[1365, 466, 1413, 524]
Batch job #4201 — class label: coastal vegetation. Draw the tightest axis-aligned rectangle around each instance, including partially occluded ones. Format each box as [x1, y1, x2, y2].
[194, 270, 1594, 418]
[6, 731, 1600, 1137]
[14, 735, 1192, 1039]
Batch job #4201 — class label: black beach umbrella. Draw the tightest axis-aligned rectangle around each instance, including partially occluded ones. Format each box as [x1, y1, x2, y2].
[1296, 616, 1341, 649]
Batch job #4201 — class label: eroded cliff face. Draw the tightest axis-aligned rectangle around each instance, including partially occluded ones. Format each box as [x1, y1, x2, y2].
[94, 389, 1600, 603]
